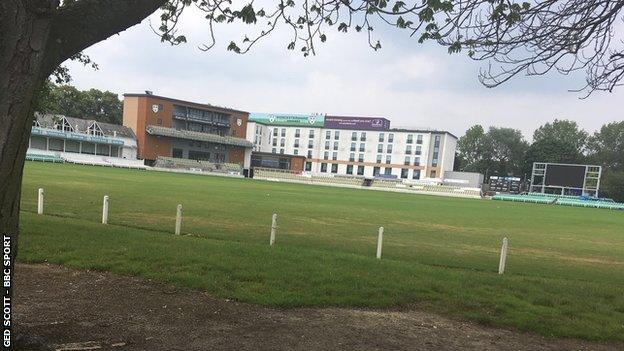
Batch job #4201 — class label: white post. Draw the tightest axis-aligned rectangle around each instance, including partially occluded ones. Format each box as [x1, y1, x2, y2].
[376, 227, 384, 259]
[102, 195, 109, 224]
[498, 237, 508, 274]
[37, 188, 44, 215]
[269, 213, 277, 246]
[175, 204, 183, 235]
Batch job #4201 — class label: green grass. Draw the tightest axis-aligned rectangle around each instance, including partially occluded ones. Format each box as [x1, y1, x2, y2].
[18, 161, 624, 341]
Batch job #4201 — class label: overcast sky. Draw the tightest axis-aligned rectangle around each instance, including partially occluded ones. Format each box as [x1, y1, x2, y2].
[65, 8, 624, 140]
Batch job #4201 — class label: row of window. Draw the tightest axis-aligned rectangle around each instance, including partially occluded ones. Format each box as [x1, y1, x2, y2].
[313, 163, 423, 179]
[270, 128, 426, 145]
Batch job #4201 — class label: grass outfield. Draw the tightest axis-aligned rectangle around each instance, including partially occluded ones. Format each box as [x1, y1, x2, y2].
[18, 161, 624, 341]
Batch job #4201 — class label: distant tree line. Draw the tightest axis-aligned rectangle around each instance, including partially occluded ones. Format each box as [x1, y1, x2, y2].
[35, 82, 123, 125]
[456, 120, 624, 201]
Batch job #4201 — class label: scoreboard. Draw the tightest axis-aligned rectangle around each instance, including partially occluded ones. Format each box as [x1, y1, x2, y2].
[489, 176, 523, 194]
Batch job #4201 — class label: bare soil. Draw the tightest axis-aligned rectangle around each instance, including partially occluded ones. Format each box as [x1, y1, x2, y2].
[14, 263, 621, 351]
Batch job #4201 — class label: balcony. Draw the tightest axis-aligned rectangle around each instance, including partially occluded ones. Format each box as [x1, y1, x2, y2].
[146, 125, 253, 148]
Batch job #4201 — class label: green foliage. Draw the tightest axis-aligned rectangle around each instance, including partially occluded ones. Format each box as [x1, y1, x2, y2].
[19, 162, 624, 341]
[34, 82, 123, 124]
[587, 121, 624, 171]
[523, 119, 588, 174]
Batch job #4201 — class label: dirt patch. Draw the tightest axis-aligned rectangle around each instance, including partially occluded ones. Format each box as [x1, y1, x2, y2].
[14, 263, 620, 351]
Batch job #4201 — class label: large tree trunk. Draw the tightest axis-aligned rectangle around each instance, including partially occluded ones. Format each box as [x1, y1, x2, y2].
[0, 2, 54, 263]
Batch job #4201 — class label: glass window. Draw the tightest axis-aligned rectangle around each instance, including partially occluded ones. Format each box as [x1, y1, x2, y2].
[416, 134, 423, 144]
[309, 129, 315, 138]
[272, 148, 276, 153]
[272, 139, 277, 147]
[357, 165, 364, 175]
[434, 135, 441, 147]
[405, 145, 412, 154]
[308, 140, 314, 148]
[273, 128, 278, 137]
[377, 144, 383, 153]
[321, 163, 328, 172]
[360, 132, 366, 141]
[385, 155, 391, 164]
[280, 148, 284, 154]
[412, 170, 421, 180]
[430, 170, 437, 178]
[325, 140, 330, 150]
[407, 134, 413, 143]
[378, 133, 384, 142]
[347, 165, 354, 174]
[359, 143, 365, 152]
[387, 144, 393, 153]
[351, 132, 357, 141]
[332, 152, 338, 160]
[388, 133, 394, 143]
[415, 145, 422, 155]
[281, 128, 286, 137]
[305, 162, 312, 171]
[334, 131, 340, 140]
[401, 169, 409, 179]
[350, 142, 356, 152]
[331, 164, 338, 173]
[295, 129, 301, 138]
[349, 153, 355, 162]
[376, 154, 382, 163]
[324, 151, 329, 160]
[404, 156, 410, 165]
[280, 139, 285, 147]
[414, 157, 420, 166]
[326, 130, 331, 139]
[294, 139, 300, 148]
[384, 167, 392, 175]
[307, 150, 313, 158]
[334, 141, 339, 150]
[373, 167, 380, 176]
[294, 149, 299, 155]
[358, 153, 364, 162]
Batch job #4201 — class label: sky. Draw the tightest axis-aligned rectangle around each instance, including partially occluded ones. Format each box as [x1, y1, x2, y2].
[64, 6, 624, 140]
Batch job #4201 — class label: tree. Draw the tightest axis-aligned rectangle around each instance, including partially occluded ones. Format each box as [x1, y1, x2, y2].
[457, 125, 490, 173]
[587, 121, 624, 171]
[524, 119, 588, 173]
[2, 0, 624, 296]
[35, 82, 123, 124]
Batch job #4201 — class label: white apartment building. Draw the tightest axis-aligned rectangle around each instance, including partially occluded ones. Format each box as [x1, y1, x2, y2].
[246, 113, 457, 180]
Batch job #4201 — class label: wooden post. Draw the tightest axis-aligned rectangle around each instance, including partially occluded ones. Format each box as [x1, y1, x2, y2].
[376, 227, 384, 259]
[175, 204, 183, 235]
[37, 188, 44, 215]
[102, 195, 109, 224]
[498, 237, 508, 274]
[269, 213, 277, 246]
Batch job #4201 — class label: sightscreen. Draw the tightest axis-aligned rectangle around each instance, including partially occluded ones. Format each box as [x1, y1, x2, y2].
[545, 164, 586, 188]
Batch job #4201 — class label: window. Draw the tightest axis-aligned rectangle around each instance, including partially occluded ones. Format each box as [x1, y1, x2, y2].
[281, 128, 286, 137]
[373, 167, 380, 176]
[295, 129, 301, 138]
[332, 152, 338, 160]
[334, 141, 339, 150]
[325, 140, 330, 150]
[401, 169, 409, 179]
[87, 122, 103, 136]
[430, 170, 437, 178]
[358, 153, 364, 162]
[405, 145, 412, 154]
[360, 132, 367, 141]
[376, 155, 382, 163]
[331, 164, 338, 173]
[321, 163, 328, 172]
[359, 143, 365, 152]
[414, 157, 420, 166]
[294, 149, 299, 155]
[294, 139, 300, 148]
[404, 156, 410, 165]
[388, 133, 394, 143]
[412, 170, 421, 180]
[377, 144, 383, 153]
[407, 134, 413, 143]
[272, 139, 277, 147]
[385, 155, 391, 164]
[273, 128, 278, 137]
[305, 162, 312, 171]
[307, 150, 313, 158]
[351, 132, 357, 141]
[324, 151, 329, 160]
[349, 153, 355, 162]
[357, 165, 364, 175]
[272, 148, 276, 153]
[378, 133, 385, 142]
[308, 140, 314, 148]
[415, 145, 422, 155]
[280, 139, 285, 147]
[434, 135, 441, 147]
[309, 129, 315, 138]
[280, 148, 284, 154]
[416, 134, 423, 144]
[384, 167, 392, 175]
[334, 131, 340, 139]
[387, 144, 393, 153]
[350, 142, 356, 152]
[347, 165, 354, 174]
[326, 130, 331, 139]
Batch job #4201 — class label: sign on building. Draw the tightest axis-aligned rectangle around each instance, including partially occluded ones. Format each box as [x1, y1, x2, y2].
[324, 116, 390, 131]
[249, 112, 325, 127]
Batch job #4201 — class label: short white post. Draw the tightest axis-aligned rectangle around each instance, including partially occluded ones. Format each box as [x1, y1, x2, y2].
[269, 213, 277, 246]
[102, 195, 109, 224]
[376, 227, 384, 259]
[498, 237, 508, 274]
[175, 204, 183, 235]
[37, 188, 44, 215]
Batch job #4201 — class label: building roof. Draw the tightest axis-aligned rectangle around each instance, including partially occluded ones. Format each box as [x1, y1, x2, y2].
[389, 128, 458, 140]
[123, 93, 248, 115]
[145, 125, 253, 148]
[35, 113, 136, 139]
